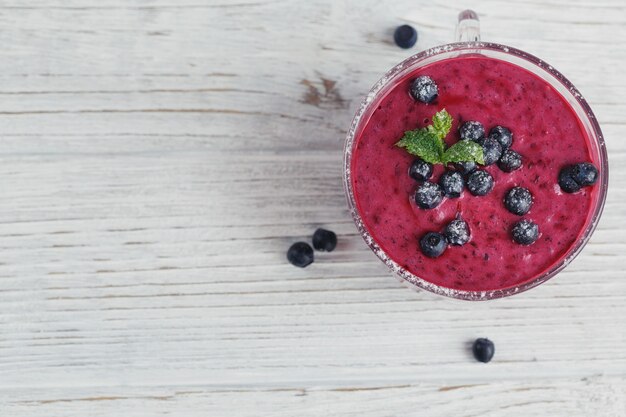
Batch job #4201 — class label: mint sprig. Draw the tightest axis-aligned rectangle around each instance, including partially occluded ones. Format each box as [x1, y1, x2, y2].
[442, 140, 484, 164]
[396, 129, 442, 164]
[395, 109, 484, 165]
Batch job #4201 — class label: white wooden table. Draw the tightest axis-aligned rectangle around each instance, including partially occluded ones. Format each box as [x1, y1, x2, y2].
[0, 0, 625, 415]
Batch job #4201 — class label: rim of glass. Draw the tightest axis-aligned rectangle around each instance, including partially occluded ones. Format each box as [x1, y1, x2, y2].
[343, 41, 609, 301]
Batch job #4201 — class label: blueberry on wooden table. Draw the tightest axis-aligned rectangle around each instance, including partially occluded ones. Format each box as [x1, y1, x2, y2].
[393, 24, 418, 49]
[472, 338, 495, 363]
[409, 158, 433, 182]
[420, 232, 447, 258]
[287, 242, 314, 268]
[409, 75, 438, 104]
[312, 228, 337, 252]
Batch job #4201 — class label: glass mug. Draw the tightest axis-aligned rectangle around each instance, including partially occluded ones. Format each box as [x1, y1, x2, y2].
[343, 10, 608, 300]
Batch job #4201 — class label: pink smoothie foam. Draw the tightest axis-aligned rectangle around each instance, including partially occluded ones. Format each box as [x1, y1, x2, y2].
[351, 55, 601, 292]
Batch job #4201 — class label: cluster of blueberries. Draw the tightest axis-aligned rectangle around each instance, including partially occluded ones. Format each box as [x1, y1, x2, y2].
[558, 162, 599, 193]
[420, 217, 470, 258]
[287, 228, 337, 268]
[409, 76, 525, 210]
[409, 119, 541, 256]
[419, 186, 539, 258]
[409, 75, 600, 257]
[410, 119, 522, 211]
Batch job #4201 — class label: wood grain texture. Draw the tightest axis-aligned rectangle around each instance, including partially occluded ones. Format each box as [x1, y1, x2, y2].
[2, 377, 626, 416]
[0, 0, 625, 415]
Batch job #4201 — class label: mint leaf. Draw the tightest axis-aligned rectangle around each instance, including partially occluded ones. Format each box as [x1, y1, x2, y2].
[427, 109, 452, 156]
[395, 129, 442, 164]
[395, 108, 484, 166]
[427, 109, 453, 140]
[442, 140, 485, 165]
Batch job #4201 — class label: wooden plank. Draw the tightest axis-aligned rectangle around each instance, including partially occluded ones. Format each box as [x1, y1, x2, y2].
[2, 377, 625, 416]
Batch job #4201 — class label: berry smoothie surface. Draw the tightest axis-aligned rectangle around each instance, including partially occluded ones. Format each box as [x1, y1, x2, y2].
[350, 55, 601, 292]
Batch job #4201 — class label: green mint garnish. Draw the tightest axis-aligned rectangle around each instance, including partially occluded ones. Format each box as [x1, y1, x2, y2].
[395, 129, 442, 164]
[443, 140, 485, 165]
[395, 109, 484, 165]
[427, 108, 453, 149]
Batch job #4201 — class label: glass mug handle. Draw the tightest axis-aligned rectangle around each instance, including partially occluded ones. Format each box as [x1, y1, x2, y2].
[456, 9, 481, 42]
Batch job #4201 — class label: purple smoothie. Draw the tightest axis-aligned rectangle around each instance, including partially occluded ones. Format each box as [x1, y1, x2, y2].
[350, 55, 602, 292]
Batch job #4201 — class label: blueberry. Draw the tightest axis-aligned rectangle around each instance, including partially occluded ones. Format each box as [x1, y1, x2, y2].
[466, 170, 494, 196]
[393, 24, 418, 49]
[511, 219, 539, 245]
[454, 161, 477, 176]
[287, 242, 314, 267]
[558, 166, 582, 193]
[472, 338, 495, 363]
[572, 162, 599, 186]
[409, 158, 433, 182]
[420, 232, 447, 258]
[504, 187, 533, 215]
[459, 121, 485, 141]
[439, 170, 464, 198]
[488, 126, 513, 149]
[444, 219, 470, 246]
[477, 137, 503, 166]
[498, 149, 523, 172]
[559, 163, 599, 193]
[312, 228, 337, 252]
[409, 75, 438, 104]
[415, 181, 444, 209]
